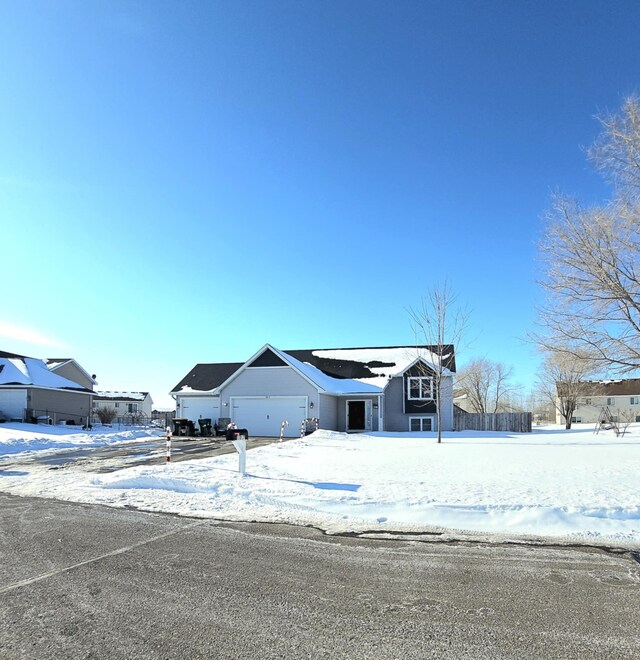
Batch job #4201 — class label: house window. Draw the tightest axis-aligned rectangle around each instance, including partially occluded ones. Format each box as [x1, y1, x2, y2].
[407, 377, 433, 400]
[585, 398, 591, 405]
[409, 416, 434, 432]
[607, 397, 615, 406]
[114, 402, 120, 408]
[630, 397, 639, 405]
[127, 403, 138, 413]
[571, 416, 582, 423]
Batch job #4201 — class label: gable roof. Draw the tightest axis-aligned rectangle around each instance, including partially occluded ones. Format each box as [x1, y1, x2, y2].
[170, 362, 244, 394]
[216, 345, 383, 395]
[0, 353, 93, 393]
[46, 358, 97, 384]
[170, 344, 455, 394]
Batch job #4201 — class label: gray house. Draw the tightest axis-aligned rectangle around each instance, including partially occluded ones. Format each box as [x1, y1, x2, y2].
[0, 350, 95, 424]
[46, 358, 96, 391]
[170, 344, 456, 437]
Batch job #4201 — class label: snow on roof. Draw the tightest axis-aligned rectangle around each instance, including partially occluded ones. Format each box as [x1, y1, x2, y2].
[276, 348, 383, 395]
[311, 347, 451, 388]
[45, 359, 69, 369]
[177, 386, 218, 395]
[0, 356, 92, 391]
[95, 391, 148, 401]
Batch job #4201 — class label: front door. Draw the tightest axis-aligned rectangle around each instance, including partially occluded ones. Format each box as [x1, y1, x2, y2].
[347, 400, 366, 431]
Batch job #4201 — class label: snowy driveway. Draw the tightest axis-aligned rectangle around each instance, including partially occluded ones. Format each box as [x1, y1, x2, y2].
[0, 434, 277, 474]
[2, 423, 640, 546]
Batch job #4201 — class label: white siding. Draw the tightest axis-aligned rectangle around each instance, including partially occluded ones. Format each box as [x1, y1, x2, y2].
[177, 395, 220, 423]
[220, 367, 318, 407]
[230, 396, 306, 437]
[564, 394, 640, 424]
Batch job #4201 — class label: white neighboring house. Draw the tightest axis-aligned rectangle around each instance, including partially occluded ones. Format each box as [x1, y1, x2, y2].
[558, 378, 640, 424]
[170, 343, 456, 437]
[93, 391, 154, 421]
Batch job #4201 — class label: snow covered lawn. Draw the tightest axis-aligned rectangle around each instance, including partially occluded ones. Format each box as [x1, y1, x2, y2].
[1, 423, 639, 546]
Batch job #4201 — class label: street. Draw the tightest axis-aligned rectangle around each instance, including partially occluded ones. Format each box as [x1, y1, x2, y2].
[1, 493, 639, 659]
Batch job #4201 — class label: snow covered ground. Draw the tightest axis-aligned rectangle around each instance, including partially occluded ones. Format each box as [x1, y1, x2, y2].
[1, 422, 639, 546]
[0, 421, 161, 455]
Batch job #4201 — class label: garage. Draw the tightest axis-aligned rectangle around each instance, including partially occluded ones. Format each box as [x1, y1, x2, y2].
[230, 396, 307, 437]
[0, 389, 27, 421]
[178, 396, 219, 424]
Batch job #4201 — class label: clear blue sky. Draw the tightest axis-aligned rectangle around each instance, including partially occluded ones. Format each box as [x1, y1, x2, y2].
[2, 1, 639, 408]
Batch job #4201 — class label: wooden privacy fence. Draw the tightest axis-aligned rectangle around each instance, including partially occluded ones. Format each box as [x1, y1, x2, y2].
[454, 410, 532, 433]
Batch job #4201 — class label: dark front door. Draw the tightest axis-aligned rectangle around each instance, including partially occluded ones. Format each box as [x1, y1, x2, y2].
[347, 401, 366, 431]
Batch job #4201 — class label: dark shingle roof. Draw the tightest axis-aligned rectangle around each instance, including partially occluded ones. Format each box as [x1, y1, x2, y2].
[287, 345, 456, 379]
[568, 379, 640, 396]
[170, 344, 456, 393]
[170, 362, 244, 394]
[0, 350, 28, 359]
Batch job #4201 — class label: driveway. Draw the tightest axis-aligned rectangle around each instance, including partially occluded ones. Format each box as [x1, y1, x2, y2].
[1, 493, 639, 659]
[0, 434, 279, 474]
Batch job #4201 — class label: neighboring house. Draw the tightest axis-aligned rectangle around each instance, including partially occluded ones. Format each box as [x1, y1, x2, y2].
[558, 378, 640, 424]
[46, 358, 96, 391]
[0, 350, 95, 424]
[452, 389, 473, 413]
[93, 391, 154, 420]
[170, 343, 456, 437]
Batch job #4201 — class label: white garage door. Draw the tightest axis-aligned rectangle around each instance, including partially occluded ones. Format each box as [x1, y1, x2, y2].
[179, 396, 219, 423]
[0, 389, 27, 421]
[230, 397, 307, 437]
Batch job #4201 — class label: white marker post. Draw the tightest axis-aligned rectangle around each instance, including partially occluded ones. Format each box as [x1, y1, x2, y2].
[232, 435, 246, 476]
[279, 420, 288, 442]
[165, 426, 172, 463]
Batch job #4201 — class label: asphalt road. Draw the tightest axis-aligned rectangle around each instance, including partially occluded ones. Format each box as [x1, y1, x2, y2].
[1, 493, 639, 659]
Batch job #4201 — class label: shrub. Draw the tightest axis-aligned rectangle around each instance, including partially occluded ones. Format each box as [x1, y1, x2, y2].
[95, 406, 117, 424]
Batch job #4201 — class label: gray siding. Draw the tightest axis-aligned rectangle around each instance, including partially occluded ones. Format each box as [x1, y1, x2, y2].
[439, 376, 454, 430]
[384, 375, 454, 432]
[28, 389, 93, 424]
[384, 377, 407, 432]
[319, 394, 338, 430]
[220, 367, 318, 410]
[52, 363, 94, 390]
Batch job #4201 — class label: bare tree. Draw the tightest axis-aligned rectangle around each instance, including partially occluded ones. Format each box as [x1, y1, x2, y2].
[589, 96, 640, 194]
[537, 97, 640, 373]
[457, 358, 515, 413]
[537, 353, 595, 429]
[409, 283, 467, 443]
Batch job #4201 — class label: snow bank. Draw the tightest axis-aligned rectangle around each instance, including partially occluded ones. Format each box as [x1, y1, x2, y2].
[1, 425, 639, 545]
[0, 422, 160, 456]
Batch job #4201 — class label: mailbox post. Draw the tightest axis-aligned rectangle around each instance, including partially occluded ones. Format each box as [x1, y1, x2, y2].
[232, 435, 246, 476]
